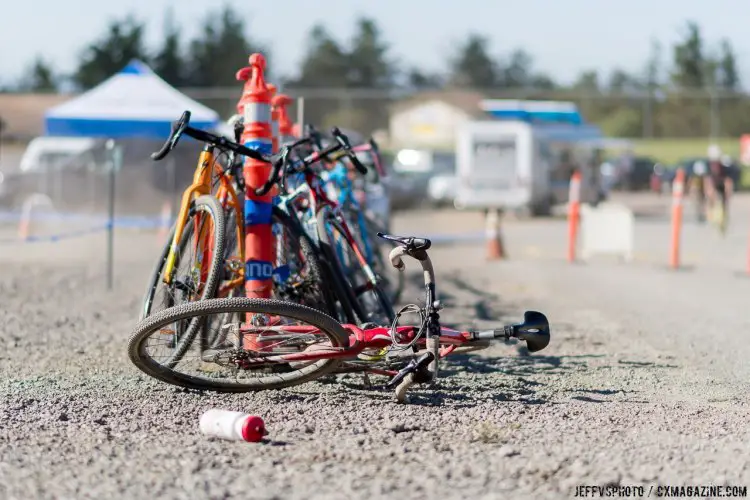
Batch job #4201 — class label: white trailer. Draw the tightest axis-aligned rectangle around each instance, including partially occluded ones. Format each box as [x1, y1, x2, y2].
[453, 119, 613, 215]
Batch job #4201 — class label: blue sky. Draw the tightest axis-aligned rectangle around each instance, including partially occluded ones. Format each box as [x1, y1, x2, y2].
[2, 0, 749, 86]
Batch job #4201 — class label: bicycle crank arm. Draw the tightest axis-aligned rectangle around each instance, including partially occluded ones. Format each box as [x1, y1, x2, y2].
[473, 310, 551, 353]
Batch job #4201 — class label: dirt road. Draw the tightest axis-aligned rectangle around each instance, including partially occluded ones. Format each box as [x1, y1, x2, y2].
[1, 199, 749, 499]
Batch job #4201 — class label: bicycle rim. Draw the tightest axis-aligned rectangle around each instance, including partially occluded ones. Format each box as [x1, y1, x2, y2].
[128, 297, 350, 392]
[317, 208, 395, 325]
[140, 195, 226, 368]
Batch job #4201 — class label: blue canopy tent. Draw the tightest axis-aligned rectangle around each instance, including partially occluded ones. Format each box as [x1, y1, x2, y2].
[45, 60, 219, 138]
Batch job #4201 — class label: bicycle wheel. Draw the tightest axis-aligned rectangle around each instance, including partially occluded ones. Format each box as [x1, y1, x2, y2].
[316, 208, 395, 326]
[196, 187, 246, 348]
[342, 208, 403, 306]
[272, 207, 342, 315]
[140, 195, 226, 367]
[220, 203, 343, 315]
[290, 204, 361, 325]
[128, 297, 351, 392]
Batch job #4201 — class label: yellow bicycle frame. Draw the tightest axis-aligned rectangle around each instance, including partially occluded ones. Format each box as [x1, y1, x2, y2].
[161, 146, 245, 291]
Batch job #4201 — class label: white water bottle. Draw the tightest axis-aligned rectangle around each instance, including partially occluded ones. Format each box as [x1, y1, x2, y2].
[199, 410, 266, 442]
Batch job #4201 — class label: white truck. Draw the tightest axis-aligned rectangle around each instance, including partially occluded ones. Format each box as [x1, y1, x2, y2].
[454, 101, 610, 216]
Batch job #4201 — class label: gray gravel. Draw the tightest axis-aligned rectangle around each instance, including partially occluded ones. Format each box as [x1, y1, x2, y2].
[1, 199, 750, 500]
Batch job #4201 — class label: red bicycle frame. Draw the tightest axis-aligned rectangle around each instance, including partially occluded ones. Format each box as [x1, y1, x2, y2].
[232, 321, 479, 378]
[289, 162, 380, 288]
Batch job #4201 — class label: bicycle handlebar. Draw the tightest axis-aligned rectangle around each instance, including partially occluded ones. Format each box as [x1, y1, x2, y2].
[255, 127, 367, 195]
[253, 136, 316, 196]
[151, 111, 190, 161]
[305, 124, 325, 150]
[329, 127, 368, 175]
[150, 111, 269, 164]
[304, 124, 368, 176]
[151, 111, 366, 196]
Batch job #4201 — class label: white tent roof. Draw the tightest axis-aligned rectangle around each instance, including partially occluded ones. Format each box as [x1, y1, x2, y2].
[45, 60, 219, 138]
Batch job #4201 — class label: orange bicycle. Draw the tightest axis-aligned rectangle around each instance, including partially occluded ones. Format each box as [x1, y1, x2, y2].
[140, 115, 244, 367]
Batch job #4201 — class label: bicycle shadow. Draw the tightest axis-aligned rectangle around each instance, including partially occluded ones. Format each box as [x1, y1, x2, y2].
[431, 352, 612, 407]
[305, 349, 637, 408]
[381, 266, 635, 407]
[617, 359, 680, 369]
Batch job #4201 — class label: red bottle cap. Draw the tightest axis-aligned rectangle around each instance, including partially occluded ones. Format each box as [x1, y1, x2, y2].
[241, 415, 266, 442]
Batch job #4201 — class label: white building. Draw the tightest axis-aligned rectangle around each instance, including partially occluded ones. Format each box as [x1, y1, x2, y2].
[388, 91, 486, 150]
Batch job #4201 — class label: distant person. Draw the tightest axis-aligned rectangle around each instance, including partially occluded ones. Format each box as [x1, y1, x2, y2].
[703, 146, 734, 233]
[691, 160, 708, 222]
[618, 150, 634, 190]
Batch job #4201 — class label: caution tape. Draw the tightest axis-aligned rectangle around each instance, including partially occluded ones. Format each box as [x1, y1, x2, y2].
[0, 216, 175, 246]
[0, 209, 167, 228]
[0, 223, 114, 245]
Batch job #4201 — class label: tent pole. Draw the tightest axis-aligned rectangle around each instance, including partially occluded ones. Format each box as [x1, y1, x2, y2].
[296, 97, 305, 132]
[105, 140, 119, 291]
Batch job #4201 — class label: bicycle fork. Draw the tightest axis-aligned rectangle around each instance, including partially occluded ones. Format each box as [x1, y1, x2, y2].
[385, 246, 442, 403]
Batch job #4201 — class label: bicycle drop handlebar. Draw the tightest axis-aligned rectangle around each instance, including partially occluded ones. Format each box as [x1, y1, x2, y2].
[150, 111, 269, 163]
[150, 111, 368, 196]
[304, 124, 369, 175]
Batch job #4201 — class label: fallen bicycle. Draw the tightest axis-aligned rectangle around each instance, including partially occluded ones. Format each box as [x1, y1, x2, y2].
[129, 232, 550, 403]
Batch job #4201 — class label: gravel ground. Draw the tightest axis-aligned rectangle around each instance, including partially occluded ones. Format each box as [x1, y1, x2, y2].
[1, 197, 750, 500]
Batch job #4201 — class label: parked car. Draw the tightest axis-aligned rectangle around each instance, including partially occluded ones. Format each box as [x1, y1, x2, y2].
[426, 174, 457, 207]
[388, 149, 456, 211]
[650, 163, 673, 194]
[605, 155, 657, 191]
[599, 161, 618, 195]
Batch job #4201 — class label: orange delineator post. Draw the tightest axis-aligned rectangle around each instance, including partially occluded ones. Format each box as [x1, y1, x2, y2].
[235, 54, 275, 349]
[567, 170, 582, 262]
[267, 84, 279, 153]
[266, 84, 280, 201]
[670, 168, 685, 269]
[273, 94, 295, 140]
[265, 83, 281, 288]
[485, 208, 505, 260]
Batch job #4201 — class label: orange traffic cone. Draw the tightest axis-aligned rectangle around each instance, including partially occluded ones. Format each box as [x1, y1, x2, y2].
[485, 208, 505, 260]
[17, 218, 30, 240]
[158, 201, 172, 242]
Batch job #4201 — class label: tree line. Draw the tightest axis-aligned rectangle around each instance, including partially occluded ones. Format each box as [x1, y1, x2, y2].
[7, 5, 749, 138]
